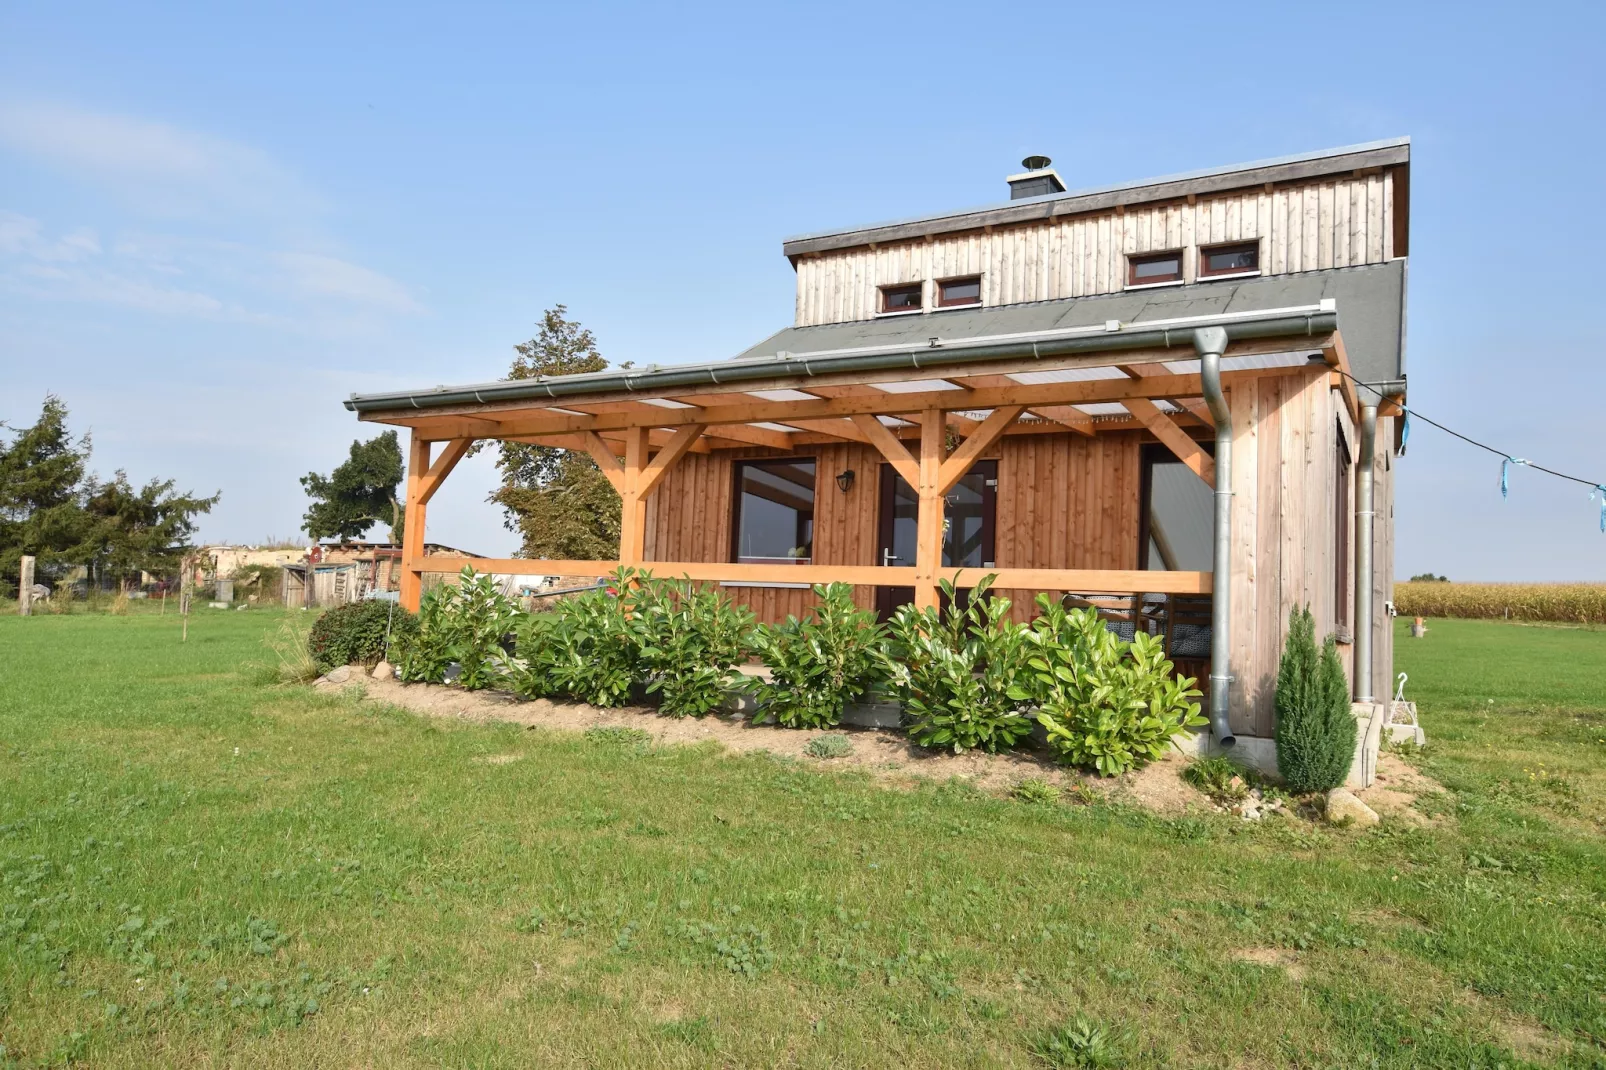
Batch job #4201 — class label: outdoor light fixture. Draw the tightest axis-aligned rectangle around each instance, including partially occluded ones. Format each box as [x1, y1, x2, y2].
[836, 469, 855, 493]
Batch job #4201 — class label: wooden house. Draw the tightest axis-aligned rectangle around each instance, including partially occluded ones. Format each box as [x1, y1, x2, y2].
[344, 139, 1410, 748]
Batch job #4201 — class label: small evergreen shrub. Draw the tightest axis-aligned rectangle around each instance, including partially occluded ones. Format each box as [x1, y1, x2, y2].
[803, 732, 854, 759]
[307, 599, 417, 672]
[393, 567, 520, 689]
[748, 583, 886, 728]
[882, 576, 1033, 754]
[513, 579, 639, 706]
[1273, 605, 1357, 793]
[1013, 597, 1205, 777]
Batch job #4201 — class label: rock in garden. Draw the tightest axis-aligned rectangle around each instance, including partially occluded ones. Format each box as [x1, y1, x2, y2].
[326, 666, 352, 684]
[1325, 788, 1379, 827]
[371, 660, 392, 681]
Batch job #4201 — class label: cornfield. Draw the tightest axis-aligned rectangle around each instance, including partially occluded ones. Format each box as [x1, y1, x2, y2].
[1395, 582, 1606, 624]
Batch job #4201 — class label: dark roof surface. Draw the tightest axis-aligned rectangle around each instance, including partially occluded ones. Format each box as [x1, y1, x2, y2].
[735, 262, 1406, 384]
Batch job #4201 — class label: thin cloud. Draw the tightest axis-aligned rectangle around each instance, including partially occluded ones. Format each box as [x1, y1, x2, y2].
[274, 251, 423, 313]
[0, 99, 323, 221]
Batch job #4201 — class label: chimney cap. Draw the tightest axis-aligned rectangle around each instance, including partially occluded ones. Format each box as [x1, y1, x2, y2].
[1006, 156, 1066, 200]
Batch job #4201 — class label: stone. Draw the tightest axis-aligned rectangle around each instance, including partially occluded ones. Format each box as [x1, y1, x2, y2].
[1325, 788, 1380, 827]
[371, 660, 393, 681]
[325, 666, 352, 684]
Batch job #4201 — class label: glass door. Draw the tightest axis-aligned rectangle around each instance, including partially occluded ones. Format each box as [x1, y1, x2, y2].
[874, 460, 997, 619]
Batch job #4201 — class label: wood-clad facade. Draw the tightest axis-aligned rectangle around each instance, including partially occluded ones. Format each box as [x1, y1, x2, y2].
[794, 172, 1397, 327]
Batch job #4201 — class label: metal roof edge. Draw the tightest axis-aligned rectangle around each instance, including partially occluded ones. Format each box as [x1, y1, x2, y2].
[345, 301, 1339, 415]
[782, 138, 1411, 258]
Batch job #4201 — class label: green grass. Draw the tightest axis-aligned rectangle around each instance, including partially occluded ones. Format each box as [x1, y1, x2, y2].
[0, 610, 1602, 1067]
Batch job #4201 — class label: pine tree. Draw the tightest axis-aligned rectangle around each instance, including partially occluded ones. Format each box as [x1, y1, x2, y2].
[300, 431, 406, 543]
[0, 395, 93, 586]
[1274, 605, 1358, 793]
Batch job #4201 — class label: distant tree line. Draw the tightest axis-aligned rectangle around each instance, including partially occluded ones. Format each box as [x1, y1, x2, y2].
[0, 396, 219, 596]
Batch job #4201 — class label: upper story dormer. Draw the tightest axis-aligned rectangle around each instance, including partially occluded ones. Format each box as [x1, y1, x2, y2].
[782, 139, 1409, 328]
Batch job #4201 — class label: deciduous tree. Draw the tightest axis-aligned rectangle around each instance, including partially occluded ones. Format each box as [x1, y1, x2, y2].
[490, 306, 623, 559]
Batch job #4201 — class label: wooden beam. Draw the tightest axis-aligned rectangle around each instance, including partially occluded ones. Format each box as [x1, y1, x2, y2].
[1175, 398, 1215, 425]
[914, 410, 944, 611]
[635, 424, 705, 499]
[373, 364, 1308, 441]
[399, 433, 430, 612]
[1025, 404, 1095, 437]
[579, 430, 626, 494]
[937, 405, 1024, 495]
[849, 414, 921, 487]
[1323, 329, 1360, 420]
[416, 438, 472, 505]
[619, 427, 649, 566]
[1124, 398, 1215, 484]
[778, 417, 871, 443]
[410, 556, 1213, 595]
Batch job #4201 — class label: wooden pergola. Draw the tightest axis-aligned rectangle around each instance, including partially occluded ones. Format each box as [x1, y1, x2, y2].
[350, 310, 1357, 614]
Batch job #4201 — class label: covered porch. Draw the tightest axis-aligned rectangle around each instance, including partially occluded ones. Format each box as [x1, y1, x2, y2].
[347, 296, 1365, 736]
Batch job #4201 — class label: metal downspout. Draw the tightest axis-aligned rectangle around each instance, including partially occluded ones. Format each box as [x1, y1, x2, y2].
[1354, 402, 1378, 703]
[1194, 326, 1235, 747]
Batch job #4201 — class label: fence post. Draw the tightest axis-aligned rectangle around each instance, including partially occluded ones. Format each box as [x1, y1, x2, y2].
[18, 556, 34, 616]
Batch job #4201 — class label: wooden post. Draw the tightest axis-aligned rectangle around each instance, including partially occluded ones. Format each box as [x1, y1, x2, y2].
[179, 555, 193, 642]
[618, 427, 650, 567]
[399, 433, 430, 612]
[913, 410, 945, 611]
[18, 556, 34, 616]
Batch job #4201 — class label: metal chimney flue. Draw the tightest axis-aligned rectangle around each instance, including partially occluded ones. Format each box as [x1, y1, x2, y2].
[1007, 155, 1066, 200]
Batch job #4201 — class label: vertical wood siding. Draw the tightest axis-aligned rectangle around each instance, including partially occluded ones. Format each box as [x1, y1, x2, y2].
[794, 172, 1396, 327]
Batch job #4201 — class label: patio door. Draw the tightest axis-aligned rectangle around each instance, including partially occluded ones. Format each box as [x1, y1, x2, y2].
[874, 460, 997, 619]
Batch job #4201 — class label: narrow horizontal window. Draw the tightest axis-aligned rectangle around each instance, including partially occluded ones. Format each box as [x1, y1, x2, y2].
[734, 460, 815, 564]
[936, 276, 981, 307]
[1200, 241, 1260, 278]
[879, 283, 923, 313]
[1127, 251, 1183, 286]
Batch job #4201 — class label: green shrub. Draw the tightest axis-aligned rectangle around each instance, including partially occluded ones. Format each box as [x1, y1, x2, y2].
[306, 599, 417, 672]
[1012, 597, 1205, 777]
[882, 576, 1032, 754]
[1273, 605, 1356, 793]
[512, 578, 639, 706]
[629, 574, 753, 718]
[748, 583, 886, 729]
[394, 567, 521, 690]
[803, 732, 854, 759]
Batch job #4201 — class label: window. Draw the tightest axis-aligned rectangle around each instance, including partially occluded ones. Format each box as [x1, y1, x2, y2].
[936, 276, 981, 308]
[1127, 251, 1183, 286]
[1199, 241, 1260, 278]
[1139, 444, 1214, 572]
[879, 283, 923, 314]
[1334, 426, 1352, 631]
[733, 460, 815, 564]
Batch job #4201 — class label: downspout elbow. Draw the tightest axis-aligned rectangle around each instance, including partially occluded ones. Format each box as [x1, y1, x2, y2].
[1194, 326, 1235, 748]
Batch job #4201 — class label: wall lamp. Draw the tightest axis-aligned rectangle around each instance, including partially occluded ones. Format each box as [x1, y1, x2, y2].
[835, 469, 856, 493]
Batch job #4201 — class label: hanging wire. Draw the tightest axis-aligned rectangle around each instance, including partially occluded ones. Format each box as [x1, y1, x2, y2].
[1330, 366, 1606, 492]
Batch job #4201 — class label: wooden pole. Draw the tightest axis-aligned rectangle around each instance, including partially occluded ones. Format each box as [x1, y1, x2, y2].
[399, 433, 430, 612]
[913, 410, 945, 611]
[618, 427, 650, 567]
[179, 555, 192, 642]
[18, 555, 34, 616]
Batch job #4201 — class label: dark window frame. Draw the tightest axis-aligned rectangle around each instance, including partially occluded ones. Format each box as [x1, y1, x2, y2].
[1126, 250, 1184, 287]
[729, 456, 818, 566]
[1198, 241, 1261, 278]
[1137, 442, 1216, 571]
[878, 283, 924, 314]
[935, 275, 982, 308]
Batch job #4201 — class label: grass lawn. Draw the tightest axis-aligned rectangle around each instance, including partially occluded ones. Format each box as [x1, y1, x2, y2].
[0, 610, 1603, 1068]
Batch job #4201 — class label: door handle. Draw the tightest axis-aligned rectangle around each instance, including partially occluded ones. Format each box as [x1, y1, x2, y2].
[882, 548, 899, 566]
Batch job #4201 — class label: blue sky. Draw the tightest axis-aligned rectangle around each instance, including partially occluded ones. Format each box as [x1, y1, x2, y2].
[1, 1, 1601, 579]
